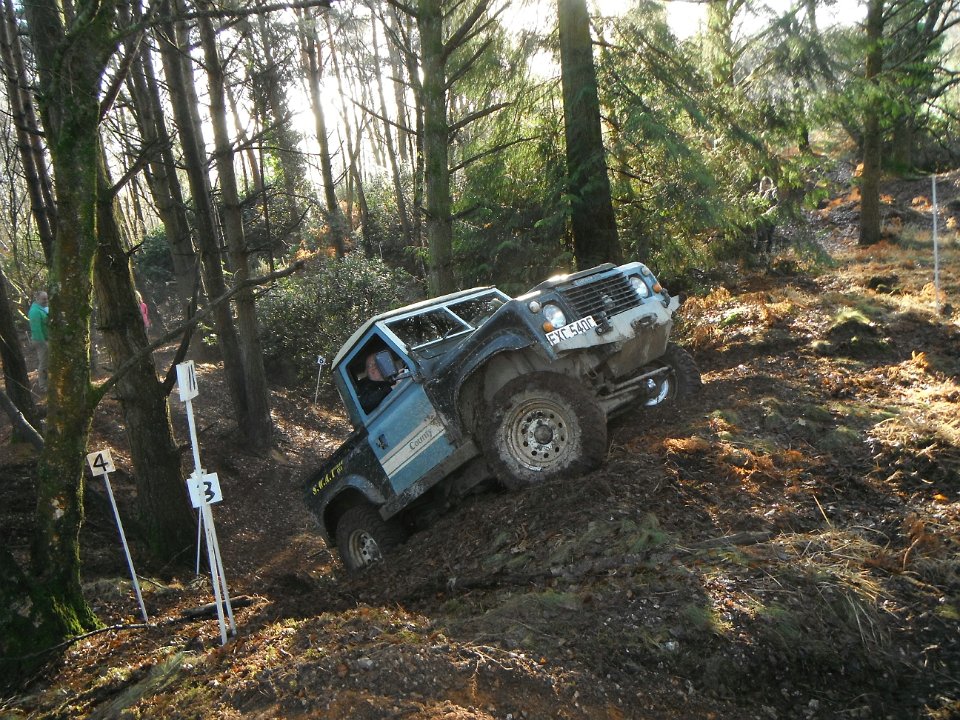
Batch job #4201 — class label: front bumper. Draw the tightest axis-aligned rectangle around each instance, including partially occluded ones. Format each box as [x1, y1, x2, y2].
[548, 294, 678, 373]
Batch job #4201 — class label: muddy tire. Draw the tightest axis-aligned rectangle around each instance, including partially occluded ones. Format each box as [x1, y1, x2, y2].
[335, 504, 406, 572]
[483, 372, 607, 490]
[644, 343, 702, 406]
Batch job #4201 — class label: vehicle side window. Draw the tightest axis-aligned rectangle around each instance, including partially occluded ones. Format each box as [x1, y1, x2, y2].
[388, 309, 465, 349]
[448, 296, 504, 328]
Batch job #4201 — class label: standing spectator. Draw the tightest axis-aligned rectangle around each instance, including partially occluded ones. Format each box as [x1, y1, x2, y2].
[28, 290, 49, 392]
[136, 291, 151, 330]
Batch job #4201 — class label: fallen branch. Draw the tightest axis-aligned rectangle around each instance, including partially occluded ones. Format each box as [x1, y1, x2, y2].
[0, 387, 44, 450]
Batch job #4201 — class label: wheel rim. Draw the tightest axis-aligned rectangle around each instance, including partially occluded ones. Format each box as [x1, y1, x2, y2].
[347, 529, 382, 566]
[502, 396, 574, 471]
[643, 367, 675, 406]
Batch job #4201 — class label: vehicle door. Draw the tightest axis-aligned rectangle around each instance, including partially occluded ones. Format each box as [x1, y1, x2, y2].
[343, 330, 457, 495]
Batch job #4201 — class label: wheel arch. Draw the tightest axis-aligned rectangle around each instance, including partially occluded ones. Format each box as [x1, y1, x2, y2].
[322, 480, 386, 541]
[456, 347, 555, 435]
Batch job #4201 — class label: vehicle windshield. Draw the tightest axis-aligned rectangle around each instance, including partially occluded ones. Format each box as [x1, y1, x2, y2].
[386, 290, 508, 353]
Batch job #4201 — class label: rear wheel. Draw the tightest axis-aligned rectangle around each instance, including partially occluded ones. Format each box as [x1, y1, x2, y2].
[335, 504, 406, 572]
[483, 372, 607, 489]
[644, 343, 702, 406]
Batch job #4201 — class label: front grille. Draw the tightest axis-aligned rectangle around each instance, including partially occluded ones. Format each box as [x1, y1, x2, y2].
[560, 273, 640, 320]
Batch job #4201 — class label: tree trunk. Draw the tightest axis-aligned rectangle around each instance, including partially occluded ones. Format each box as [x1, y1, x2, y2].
[325, 13, 364, 242]
[94, 154, 197, 566]
[419, 0, 455, 295]
[0, 0, 56, 262]
[387, 8, 412, 166]
[706, 0, 736, 88]
[17, 0, 111, 656]
[124, 33, 196, 306]
[403, 13, 426, 268]
[0, 265, 39, 437]
[371, 10, 413, 249]
[891, 119, 913, 170]
[226, 82, 264, 193]
[298, 9, 348, 256]
[253, 11, 304, 228]
[158, 0, 251, 433]
[558, 0, 621, 269]
[859, 0, 884, 246]
[198, 7, 274, 450]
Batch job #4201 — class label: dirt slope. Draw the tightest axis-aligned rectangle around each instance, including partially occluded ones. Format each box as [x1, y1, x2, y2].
[1, 175, 959, 720]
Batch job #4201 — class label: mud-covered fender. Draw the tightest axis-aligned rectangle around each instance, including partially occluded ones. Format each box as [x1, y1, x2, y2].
[304, 433, 391, 544]
[427, 324, 541, 427]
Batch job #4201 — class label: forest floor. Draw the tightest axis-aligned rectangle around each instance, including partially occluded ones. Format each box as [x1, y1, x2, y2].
[1, 170, 959, 720]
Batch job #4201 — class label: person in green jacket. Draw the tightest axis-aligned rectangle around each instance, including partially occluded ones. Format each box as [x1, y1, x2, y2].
[28, 290, 49, 393]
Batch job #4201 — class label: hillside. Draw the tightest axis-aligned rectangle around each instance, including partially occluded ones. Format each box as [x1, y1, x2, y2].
[1, 173, 959, 720]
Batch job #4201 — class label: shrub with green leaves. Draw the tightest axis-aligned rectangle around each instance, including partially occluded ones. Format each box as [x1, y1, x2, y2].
[133, 226, 175, 286]
[257, 254, 419, 383]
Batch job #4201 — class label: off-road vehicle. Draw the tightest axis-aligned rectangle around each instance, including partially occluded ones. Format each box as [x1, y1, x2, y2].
[306, 262, 701, 570]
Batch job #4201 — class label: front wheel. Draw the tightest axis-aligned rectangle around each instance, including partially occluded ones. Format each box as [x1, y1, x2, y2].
[644, 343, 702, 406]
[335, 504, 406, 572]
[483, 372, 607, 490]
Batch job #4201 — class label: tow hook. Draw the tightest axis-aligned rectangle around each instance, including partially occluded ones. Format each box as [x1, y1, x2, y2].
[595, 312, 612, 335]
[632, 315, 656, 330]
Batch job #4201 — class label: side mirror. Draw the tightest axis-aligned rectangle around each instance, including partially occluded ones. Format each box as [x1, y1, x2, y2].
[374, 350, 405, 382]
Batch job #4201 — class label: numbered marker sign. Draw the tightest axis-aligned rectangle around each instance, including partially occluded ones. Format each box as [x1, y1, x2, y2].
[177, 360, 199, 401]
[86, 449, 116, 476]
[187, 472, 223, 508]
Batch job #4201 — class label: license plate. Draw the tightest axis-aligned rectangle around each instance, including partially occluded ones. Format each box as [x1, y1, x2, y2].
[546, 316, 598, 346]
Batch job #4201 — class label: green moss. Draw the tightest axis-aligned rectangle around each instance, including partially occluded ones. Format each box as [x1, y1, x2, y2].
[755, 602, 804, 645]
[934, 604, 959, 621]
[798, 403, 834, 424]
[710, 409, 742, 427]
[680, 602, 731, 636]
[720, 308, 748, 327]
[821, 426, 864, 451]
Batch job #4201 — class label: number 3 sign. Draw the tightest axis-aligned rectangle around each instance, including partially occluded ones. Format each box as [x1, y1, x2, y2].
[187, 471, 223, 508]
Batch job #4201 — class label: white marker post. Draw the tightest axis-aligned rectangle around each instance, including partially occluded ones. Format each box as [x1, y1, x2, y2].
[176, 360, 236, 644]
[933, 174, 942, 315]
[314, 355, 327, 404]
[86, 449, 148, 623]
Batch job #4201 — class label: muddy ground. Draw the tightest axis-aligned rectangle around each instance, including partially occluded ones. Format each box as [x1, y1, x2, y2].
[1, 172, 959, 719]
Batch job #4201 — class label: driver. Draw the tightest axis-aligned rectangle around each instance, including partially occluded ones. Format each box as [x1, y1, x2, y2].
[357, 351, 396, 413]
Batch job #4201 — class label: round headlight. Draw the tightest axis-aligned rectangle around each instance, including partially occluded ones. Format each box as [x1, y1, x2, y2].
[528, 300, 542, 314]
[542, 303, 567, 328]
[629, 276, 651, 298]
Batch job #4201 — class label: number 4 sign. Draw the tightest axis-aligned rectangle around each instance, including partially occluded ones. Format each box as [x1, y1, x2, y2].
[86, 449, 116, 476]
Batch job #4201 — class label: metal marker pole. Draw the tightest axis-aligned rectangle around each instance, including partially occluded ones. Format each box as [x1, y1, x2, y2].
[183, 384, 206, 577]
[195, 511, 203, 576]
[184, 396, 203, 475]
[203, 502, 236, 633]
[87, 449, 149, 623]
[199, 498, 229, 644]
[933, 175, 941, 315]
[177, 361, 234, 644]
[314, 355, 326, 404]
[102, 472, 149, 622]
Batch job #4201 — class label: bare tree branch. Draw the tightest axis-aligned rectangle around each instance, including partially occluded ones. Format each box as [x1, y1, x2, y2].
[93, 260, 304, 402]
[0, 388, 44, 449]
[448, 102, 510, 135]
[449, 135, 534, 173]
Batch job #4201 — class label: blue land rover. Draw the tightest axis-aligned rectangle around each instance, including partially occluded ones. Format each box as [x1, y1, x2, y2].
[306, 262, 700, 570]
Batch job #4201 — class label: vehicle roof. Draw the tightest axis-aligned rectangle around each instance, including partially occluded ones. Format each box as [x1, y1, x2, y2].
[332, 286, 498, 368]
